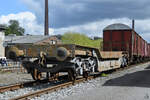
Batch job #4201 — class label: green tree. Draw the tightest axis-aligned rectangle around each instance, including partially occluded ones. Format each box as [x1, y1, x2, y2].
[4, 20, 25, 36]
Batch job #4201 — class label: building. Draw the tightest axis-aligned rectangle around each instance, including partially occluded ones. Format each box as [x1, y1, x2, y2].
[5, 35, 62, 46]
[0, 26, 5, 57]
[2, 34, 61, 58]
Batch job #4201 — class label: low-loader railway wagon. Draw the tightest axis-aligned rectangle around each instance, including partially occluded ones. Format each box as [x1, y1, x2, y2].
[6, 44, 127, 81]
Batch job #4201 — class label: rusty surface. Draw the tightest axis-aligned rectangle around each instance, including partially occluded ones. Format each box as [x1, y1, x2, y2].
[103, 26, 150, 59]
[6, 44, 99, 61]
[100, 51, 124, 59]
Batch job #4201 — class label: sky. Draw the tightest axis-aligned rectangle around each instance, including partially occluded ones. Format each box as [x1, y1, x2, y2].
[1, 0, 150, 42]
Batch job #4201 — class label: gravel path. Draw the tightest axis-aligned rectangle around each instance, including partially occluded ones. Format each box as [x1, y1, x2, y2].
[31, 62, 150, 100]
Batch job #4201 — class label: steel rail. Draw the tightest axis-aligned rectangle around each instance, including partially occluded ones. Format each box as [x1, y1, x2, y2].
[10, 76, 95, 100]
[0, 67, 24, 72]
[7, 61, 150, 100]
[0, 79, 52, 93]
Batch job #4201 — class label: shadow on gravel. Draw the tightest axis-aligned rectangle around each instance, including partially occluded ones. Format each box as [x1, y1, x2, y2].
[145, 65, 150, 69]
[103, 70, 150, 88]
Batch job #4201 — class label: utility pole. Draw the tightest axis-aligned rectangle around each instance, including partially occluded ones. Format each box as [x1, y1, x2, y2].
[132, 19, 134, 30]
[45, 0, 49, 35]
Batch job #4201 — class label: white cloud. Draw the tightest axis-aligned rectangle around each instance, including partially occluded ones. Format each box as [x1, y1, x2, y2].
[1, 11, 150, 42]
[54, 18, 131, 37]
[54, 18, 150, 42]
[0, 12, 54, 35]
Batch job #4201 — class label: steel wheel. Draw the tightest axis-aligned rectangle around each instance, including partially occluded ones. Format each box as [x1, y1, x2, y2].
[31, 69, 41, 81]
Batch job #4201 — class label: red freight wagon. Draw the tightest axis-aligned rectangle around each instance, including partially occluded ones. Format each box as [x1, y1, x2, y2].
[148, 44, 150, 57]
[146, 42, 148, 57]
[103, 23, 147, 62]
[141, 38, 145, 57]
[137, 36, 142, 57]
[146, 41, 149, 57]
[144, 41, 148, 57]
[133, 31, 138, 56]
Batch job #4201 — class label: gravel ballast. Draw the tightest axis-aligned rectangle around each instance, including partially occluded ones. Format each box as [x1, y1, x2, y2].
[32, 62, 150, 100]
[0, 82, 57, 100]
[0, 72, 33, 86]
[1, 62, 150, 100]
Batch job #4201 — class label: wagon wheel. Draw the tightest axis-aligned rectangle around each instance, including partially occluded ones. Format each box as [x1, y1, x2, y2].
[31, 69, 42, 81]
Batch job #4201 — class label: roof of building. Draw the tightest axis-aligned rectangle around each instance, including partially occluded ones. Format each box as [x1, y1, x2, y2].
[103, 23, 132, 31]
[4, 35, 51, 44]
[0, 25, 6, 31]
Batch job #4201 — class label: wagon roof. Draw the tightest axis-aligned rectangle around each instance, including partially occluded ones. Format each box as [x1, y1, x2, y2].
[103, 23, 132, 31]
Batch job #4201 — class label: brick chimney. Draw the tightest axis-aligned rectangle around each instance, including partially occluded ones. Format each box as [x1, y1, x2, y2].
[45, 0, 49, 35]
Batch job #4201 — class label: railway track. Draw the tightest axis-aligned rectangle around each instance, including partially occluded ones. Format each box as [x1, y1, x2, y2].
[0, 74, 69, 94]
[0, 67, 25, 73]
[10, 62, 150, 100]
[10, 75, 96, 100]
[0, 79, 53, 93]
[0, 61, 149, 100]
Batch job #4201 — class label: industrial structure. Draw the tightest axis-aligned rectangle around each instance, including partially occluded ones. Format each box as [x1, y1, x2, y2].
[45, 0, 49, 36]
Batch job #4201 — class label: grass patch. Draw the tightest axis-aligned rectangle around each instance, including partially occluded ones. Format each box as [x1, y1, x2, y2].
[62, 32, 103, 49]
[101, 73, 108, 77]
